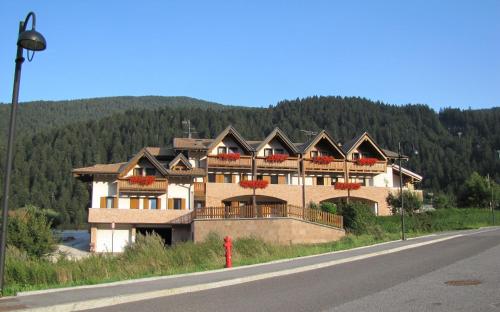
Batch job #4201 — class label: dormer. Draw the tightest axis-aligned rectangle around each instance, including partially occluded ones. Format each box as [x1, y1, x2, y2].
[255, 128, 299, 157]
[168, 153, 192, 171]
[118, 148, 168, 179]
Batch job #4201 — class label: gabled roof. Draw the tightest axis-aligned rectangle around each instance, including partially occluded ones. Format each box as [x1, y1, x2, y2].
[73, 162, 126, 176]
[206, 126, 254, 153]
[168, 153, 192, 170]
[255, 128, 299, 155]
[382, 148, 408, 160]
[118, 148, 169, 178]
[173, 138, 213, 150]
[341, 132, 387, 160]
[145, 147, 174, 157]
[392, 165, 423, 182]
[300, 130, 345, 158]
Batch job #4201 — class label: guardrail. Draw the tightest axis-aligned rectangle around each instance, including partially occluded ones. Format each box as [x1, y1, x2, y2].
[207, 155, 252, 168]
[118, 179, 167, 192]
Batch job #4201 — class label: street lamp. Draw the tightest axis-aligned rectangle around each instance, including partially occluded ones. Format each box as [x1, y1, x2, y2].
[0, 11, 46, 295]
[397, 141, 418, 241]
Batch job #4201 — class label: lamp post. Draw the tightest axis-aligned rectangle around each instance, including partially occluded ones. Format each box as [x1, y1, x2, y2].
[397, 141, 418, 241]
[0, 12, 46, 295]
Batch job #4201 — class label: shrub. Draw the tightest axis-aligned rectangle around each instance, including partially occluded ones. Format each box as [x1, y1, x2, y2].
[7, 205, 57, 258]
[433, 193, 455, 209]
[387, 191, 423, 215]
[337, 201, 376, 235]
[320, 202, 337, 214]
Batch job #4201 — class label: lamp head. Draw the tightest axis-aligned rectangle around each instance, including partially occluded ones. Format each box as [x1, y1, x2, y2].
[18, 29, 46, 51]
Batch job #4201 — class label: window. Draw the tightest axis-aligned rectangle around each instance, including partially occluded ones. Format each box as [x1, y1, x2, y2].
[224, 174, 232, 183]
[173, 198, 182, 210]
[145, 168, 156, 176]
[228, 147, 239, 154]
[270, 175, 278, 184]
[264, 148, 273, 157]
[106, 197, 114, 209]
[133, 168, 142, 176]
[275, 149, 284, 155]
[352, 153, 360, 160]
[317, 176, 324, 186]
[331, 177, 338, 186]
[149, 198, 158, 209]
[208, 173, 216, 183]
[195, 201, 204, 208]
[320, 151, 330, 156]
[257, 175, 263, 180]
[310, 151, 318, 158]
[218, 147, 227, 154]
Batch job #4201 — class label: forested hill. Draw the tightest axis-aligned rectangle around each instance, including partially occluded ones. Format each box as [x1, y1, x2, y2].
[0, 95, 498, 227]
[0, 96, 229, 140]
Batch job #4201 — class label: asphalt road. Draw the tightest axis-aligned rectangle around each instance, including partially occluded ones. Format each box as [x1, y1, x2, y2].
[85, 228, 500, 312]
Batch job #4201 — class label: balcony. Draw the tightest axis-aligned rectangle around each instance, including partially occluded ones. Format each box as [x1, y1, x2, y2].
[256, 157, 299, 171]
[118, 178, 167, 193]
[207, 155, 252, 169]
[88, 208, 193, 224]
[348, 161, 386, 173]
[304, 159, 344, 172]
[194, 182, 206, 199]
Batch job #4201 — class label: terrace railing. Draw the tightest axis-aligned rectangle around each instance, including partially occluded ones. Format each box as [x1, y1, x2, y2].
[192, 204, 343, 229]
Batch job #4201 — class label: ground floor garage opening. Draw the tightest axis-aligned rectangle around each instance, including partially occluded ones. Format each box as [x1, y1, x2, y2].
[136, 227, 172, 245]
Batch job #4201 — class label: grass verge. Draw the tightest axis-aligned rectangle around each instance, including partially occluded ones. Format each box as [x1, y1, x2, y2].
[4, 208, 497, 296]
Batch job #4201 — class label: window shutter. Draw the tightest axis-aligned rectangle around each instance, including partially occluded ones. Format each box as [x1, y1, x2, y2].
[157, 198, 162, 209]
[100, 197, 106, 208]
[231, 175, 236, 183]
[143, 198, 149, 210]
[278, 176, 286, 185]
[168, 198, 174, 209]
[130, 198, 139, 209]
[181, 198, 186, 210]
[216, 174, 224, 183]
[113, 197, 118, 208]
[263, 175, 271, 183]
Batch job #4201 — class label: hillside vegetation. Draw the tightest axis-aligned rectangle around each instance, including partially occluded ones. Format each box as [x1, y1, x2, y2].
[0, 96, 498, 226]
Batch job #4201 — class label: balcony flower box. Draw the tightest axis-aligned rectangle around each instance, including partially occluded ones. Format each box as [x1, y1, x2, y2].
[265, 154, 288, 163]
[334, 182, 361, 190]
[217, 153, 241, 161]
[239, 180, 269, 189]
[129, 176, 156, 186]
[356, 158, 378, 166]
[312, 156, 334, 164]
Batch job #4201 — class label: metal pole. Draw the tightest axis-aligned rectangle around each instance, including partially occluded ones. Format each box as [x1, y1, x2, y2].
[399, 142, 406, 241]
[0, 22, 25, 294]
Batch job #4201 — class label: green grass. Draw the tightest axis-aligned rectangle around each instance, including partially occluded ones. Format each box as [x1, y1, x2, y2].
[3, 208, 497, 296]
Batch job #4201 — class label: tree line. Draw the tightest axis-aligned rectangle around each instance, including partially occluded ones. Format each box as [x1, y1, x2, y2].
[0, 95, 498, 227]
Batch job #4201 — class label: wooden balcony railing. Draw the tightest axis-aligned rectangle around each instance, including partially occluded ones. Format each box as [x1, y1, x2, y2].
[255, 157, 299, 170]
[348, 161, 386, 173]
[304, 159, 344, 172]
[194, 182, 206, 198]
[192, 204, 343, 229]
[207, 155, 252, 168]
[118, 178, 167, 192]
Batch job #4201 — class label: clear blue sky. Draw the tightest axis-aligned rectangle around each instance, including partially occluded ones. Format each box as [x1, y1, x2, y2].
[1, 1, 499, 110]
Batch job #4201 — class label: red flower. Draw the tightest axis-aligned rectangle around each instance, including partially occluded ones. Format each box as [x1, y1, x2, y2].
[356, 158, 378, 166]
[217, 153, 241, 161]
[130, 176, 156, 185]
[239, 180, 269, 189]
[312, 156, 334, 164]
[334, 182, 361, 190]
[265, 154, 288, 163]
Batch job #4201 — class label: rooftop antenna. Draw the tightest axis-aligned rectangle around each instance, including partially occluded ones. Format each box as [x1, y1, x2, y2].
[300, 129, 317, 141]
[182, 120, 198, 139]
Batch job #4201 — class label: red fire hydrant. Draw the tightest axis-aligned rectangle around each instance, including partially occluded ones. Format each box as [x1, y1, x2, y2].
[224, 236, 232, 268]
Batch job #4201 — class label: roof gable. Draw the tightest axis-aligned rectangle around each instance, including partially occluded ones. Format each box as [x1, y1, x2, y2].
[118, 148, 168, 178]
[301, 130, 345, 158]
[207, 126, 254, 154]
[255, 128, 299, 155]
[168, 153, 192, 170]
[342, 132, 387, 160]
